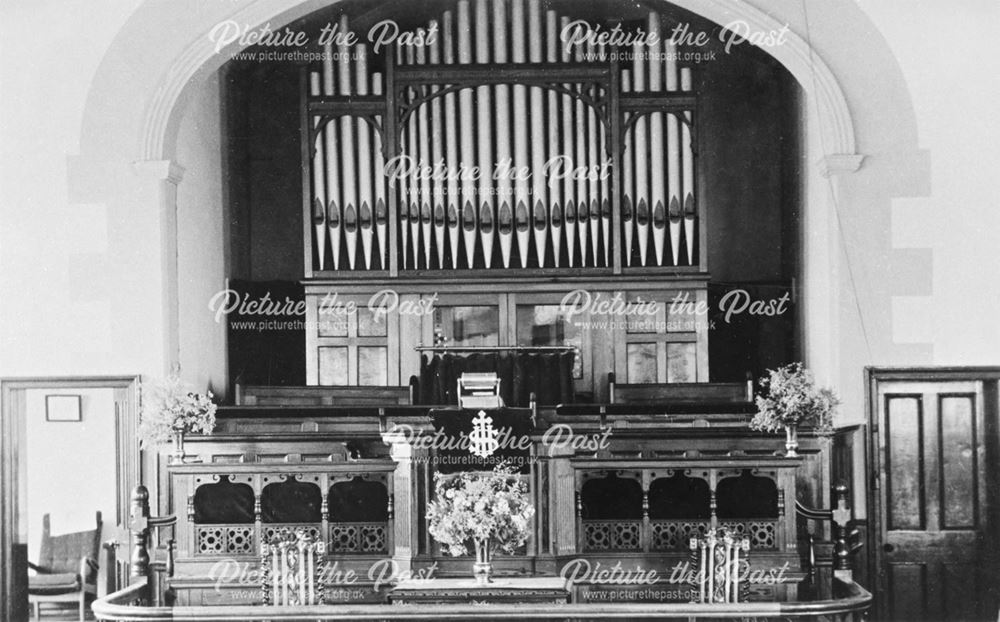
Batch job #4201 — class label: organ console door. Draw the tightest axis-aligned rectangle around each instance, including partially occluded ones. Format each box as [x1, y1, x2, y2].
[870, 370, 1000, 621]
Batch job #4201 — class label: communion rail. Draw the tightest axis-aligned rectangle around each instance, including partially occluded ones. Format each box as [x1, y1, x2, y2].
[94, 484, 870, 620]
[94, 578, 870, 621]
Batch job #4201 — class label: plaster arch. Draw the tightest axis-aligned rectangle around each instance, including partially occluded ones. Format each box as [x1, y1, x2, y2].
[80, 0, 872, 164]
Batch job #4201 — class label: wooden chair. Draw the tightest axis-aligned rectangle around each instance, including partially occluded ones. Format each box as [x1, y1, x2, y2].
[28, 512, 102, 621]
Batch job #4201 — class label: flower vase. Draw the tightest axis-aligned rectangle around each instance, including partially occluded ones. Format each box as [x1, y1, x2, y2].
[472, 538, 492, 585]
[784, 425, 799, 457]
[171, 428, 187, 464]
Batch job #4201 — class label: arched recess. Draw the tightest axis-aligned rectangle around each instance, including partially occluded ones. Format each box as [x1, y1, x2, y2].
[74, 0, 922, 409]
[123, 0, 862, 164]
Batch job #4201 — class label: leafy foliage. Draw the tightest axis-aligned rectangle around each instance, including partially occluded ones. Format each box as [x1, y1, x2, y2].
[751, 363, 838, 436]
[426, 464, 535, 557]
[137, 375, 217, 447]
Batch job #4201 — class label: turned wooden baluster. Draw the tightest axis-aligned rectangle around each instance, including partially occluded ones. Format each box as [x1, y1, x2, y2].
[129, 486, 150, 591]
[832, 483, 857, 579]
[129, 485, 176, 606]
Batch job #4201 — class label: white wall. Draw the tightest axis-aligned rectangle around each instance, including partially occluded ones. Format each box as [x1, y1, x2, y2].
[0, 1, 229, 397]
[0, 0, 166, 379]
[860, 0, 1000, 364]
[23, 389, 117, 563]
[176, 72, 228, 395]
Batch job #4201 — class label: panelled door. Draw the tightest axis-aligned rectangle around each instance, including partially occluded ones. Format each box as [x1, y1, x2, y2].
[873, 378, 999, 621]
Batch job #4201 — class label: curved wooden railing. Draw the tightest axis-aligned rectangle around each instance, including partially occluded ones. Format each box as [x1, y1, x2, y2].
[98, 479, 871, 621]
[94, 577, 870, 621]
[796, 483, 864, 581]
[93, 580, 871, 621]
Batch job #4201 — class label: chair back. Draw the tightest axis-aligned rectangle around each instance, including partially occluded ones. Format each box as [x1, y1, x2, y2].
[38, 512, 102, 580]
[689, 527, 750, 603]
[261, 528, 326, 606]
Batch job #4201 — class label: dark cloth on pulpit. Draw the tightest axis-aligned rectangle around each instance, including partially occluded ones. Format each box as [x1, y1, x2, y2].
[416, 351, 574, 406]
[429, 408, 534, 473]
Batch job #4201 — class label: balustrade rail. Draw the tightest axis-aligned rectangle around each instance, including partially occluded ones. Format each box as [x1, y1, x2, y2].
[94, 578, 871, 621]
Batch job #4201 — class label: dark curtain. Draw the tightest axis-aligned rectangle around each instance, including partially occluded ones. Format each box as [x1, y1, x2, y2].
[328, 478, 389, 521]
[261, 478, 322, 523]
[708, 282, 795, 383]
[715, 470, 779, 519]
[193, 477, 255, 524]
[580, 474, 643, 520]
[416, 351, 574, 406]
[227, 279, 306, 394]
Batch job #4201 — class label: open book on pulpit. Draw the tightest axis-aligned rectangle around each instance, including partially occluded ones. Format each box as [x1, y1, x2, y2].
[457, 372, 504, 409]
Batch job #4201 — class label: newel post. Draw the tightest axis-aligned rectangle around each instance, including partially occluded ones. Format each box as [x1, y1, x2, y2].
[129, 485, 152, 602]
[547, 442, 577, 556]
[831, 483, 853, 580]
[382, 429, 426, 572]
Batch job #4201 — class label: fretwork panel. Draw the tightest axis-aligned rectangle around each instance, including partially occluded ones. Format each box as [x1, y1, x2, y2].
[195, 525, 255, 556]
[650, 520, 709, 550]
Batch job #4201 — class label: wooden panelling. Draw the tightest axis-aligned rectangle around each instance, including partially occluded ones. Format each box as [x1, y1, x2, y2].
[938, 394, 977, 529]
[888, 563, 926, 621]
[305, 282, 710, 400]
[870, 370, 1000, 621]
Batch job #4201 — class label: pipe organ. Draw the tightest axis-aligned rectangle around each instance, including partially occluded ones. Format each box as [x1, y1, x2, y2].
[303, 2, 700, 275]
[302, 1, 711, 392]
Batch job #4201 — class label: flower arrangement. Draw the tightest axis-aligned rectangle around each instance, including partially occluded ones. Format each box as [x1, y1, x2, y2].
[750, 362, 838, 436]
[137, 375, 217, 447]
[426, 464, 535, 558]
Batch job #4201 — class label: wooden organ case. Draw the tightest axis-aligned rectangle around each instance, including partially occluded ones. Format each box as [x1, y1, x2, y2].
[300, 1, 709, 396]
